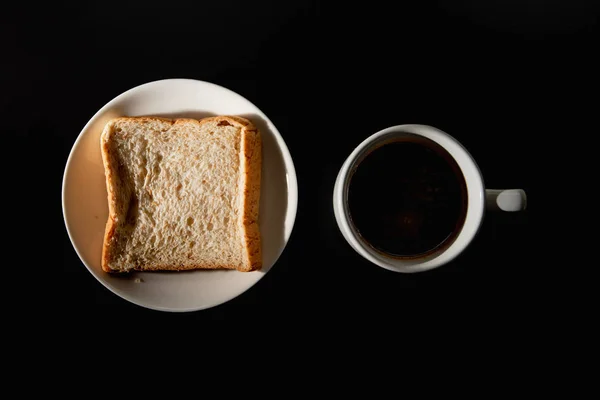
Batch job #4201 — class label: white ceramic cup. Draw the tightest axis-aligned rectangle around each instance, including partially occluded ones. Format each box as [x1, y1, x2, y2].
[333, 124, 527, 273]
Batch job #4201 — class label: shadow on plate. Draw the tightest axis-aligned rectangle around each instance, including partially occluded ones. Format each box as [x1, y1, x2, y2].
[148, 110, 218, 120]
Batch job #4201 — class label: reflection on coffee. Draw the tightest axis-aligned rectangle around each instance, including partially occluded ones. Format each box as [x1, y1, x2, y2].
[347, 136, 468, 258]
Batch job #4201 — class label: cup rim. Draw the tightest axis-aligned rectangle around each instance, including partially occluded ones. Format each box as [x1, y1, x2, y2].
[333, 124, 485, 273]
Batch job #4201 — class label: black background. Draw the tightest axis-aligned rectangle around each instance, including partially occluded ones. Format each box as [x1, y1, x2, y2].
[4, 1, 597, 329]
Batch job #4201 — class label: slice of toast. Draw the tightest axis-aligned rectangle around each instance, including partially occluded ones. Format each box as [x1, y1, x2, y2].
[100, 115, 261, 273]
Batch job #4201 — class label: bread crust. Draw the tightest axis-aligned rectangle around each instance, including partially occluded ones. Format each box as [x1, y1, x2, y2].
[100, 119, 119, 273]
[100, 115, 262, 273]
[230, 116, 262, 272]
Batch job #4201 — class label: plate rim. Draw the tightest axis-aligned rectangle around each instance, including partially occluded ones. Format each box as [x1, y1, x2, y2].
[61, 78, 298, 312]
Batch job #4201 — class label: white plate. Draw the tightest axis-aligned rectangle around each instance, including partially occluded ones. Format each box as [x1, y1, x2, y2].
[62, 79, 298, 312]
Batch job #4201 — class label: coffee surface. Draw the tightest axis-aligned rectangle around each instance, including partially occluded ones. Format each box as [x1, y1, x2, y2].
[348, 138, 467, 257]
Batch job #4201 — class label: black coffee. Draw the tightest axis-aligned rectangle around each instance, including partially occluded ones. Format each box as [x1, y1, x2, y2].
[347, 137, 468, 257]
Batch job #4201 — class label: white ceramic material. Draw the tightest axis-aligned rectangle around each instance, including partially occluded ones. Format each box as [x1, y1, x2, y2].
[62, 79, 298, 311]
[333, 124, 527, 273]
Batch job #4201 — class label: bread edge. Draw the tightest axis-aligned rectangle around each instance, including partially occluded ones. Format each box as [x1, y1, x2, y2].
[99, 115, 262, 273]
[230, 116, 262, 272]
[100, 119, 120, 273]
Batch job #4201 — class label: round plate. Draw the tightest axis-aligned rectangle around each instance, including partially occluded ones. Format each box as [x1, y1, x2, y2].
[62, 79, 298, 312]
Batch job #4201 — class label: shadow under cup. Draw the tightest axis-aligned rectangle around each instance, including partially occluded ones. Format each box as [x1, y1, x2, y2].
[336, 127, 486, 272]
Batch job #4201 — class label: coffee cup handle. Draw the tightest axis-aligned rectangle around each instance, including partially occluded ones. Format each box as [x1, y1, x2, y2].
[485, 189, 527, 212]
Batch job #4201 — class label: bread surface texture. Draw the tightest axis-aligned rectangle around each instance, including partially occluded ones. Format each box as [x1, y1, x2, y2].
[100, 115, 261, 273]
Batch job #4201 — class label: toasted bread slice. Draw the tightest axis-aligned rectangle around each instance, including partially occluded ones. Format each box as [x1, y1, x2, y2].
[100, 116, 261, 272]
